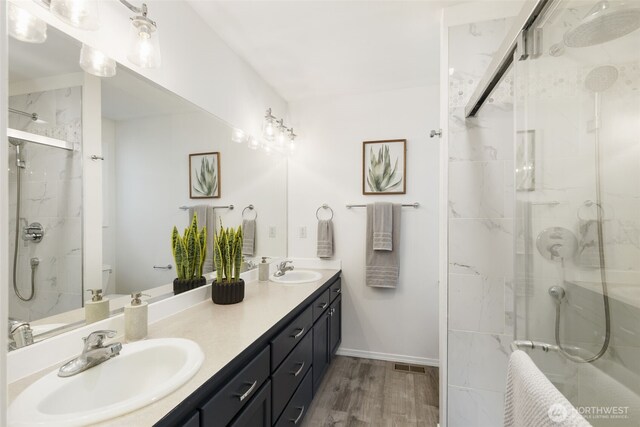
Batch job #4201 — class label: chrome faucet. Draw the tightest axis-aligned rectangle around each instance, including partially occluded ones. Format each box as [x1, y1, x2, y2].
[274, 260, 294, 277]
[8, 319, 33, 350]
[58, 330, 122, 377]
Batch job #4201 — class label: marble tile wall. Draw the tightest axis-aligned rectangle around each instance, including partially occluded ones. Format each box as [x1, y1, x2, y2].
[447, 18, 515, 427]
[7, 87, 83, 322]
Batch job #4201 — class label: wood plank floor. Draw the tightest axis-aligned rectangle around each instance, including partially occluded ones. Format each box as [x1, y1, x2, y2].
[302, 356, 439, 427]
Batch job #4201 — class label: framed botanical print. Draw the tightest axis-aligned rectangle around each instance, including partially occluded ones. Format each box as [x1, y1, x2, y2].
[363, 139, 406, 195]
[189, 152, 220, 199]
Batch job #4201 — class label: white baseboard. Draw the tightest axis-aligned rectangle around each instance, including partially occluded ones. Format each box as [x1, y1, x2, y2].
[336, 347, 439, 367]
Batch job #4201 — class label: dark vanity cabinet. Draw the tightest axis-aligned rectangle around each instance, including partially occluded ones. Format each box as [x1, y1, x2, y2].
[157, 273, 341, 427]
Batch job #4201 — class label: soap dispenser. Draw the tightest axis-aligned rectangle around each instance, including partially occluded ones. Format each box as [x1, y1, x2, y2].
[259, 257, 270, 282]
[85, 289, 109, 324]
[125, 292, 148, 341]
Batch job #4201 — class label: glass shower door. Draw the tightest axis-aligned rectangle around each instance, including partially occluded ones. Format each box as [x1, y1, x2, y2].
[513, 1, 640, 425]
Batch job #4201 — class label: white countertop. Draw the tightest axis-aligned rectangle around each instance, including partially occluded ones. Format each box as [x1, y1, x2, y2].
[8, 269, 340, 426]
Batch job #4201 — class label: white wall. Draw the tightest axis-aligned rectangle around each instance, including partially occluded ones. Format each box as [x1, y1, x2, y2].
[11, 0, 287, 137]
[113, 110, 287, 295]
[288, 86, 440, 365]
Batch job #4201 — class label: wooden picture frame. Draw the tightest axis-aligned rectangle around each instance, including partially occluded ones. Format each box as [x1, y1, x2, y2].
[362, 139, 406, 195]
[189, 152, 221, 199]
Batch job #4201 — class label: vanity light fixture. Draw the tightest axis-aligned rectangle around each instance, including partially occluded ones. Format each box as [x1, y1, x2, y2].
[288, 128, 297, 153]
[79, 44, 117, 77]
[275, 119, 287, 148]
[231, 128, 247, 144]
[262, 108, 276, 141]
[50, 0, 100, 30]
[8, 2, 48, 43]
[120, 0, 161, 68]
[247, 136, 260, 150]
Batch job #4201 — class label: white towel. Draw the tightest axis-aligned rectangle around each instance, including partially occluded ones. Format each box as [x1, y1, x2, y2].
[242, 219, 256, 257]
[317, 219, 334, 259]
[189, 205, 214, 274]
[504, 350, 590, 427]
[373, 202, 393, 251]
[366, 204, 401, 288]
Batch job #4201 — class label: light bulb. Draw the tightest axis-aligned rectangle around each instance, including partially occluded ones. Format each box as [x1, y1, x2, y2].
[248, 136, 260, 150]
[263, 119, 275, 141]
[128, 20, 161, 68]
[50, 0, 100, 30]
[79, 44, 116, 77]
[8, 3, 47, 43]
[231, 128, 246, 144]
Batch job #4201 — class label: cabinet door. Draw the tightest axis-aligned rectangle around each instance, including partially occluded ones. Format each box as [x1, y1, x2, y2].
[229, 380, 272, 427]
[329, 295, 342, 356]
[312, 311, 330, 394]
[180, 412, 199, 427]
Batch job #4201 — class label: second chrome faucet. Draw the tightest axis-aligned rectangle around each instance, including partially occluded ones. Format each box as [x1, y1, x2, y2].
[58, 330, 122, 378]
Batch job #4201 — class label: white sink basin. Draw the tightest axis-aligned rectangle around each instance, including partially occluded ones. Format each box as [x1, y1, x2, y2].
[9, 338, 204, 427]
[271, 269, 322, 284]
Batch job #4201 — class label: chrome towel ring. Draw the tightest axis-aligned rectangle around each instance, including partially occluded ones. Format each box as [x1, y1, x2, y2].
[242, 204, 257, 220]
[316, 204, 334, 221]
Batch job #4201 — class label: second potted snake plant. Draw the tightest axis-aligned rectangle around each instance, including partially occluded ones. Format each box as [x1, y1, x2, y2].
[211, 222, 245, 305]
[171, 215, 207, 295]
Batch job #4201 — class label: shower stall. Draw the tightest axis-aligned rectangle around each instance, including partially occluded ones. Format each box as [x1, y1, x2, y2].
[7, 87, 84, 323]
[445, 0, 640, 425]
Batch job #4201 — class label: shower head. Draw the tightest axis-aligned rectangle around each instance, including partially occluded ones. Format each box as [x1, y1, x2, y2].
[564, 1, 640, 48]
[8, 137, 25, 146]
[8, 108, 47, 125]
[585, 65, 619, 92]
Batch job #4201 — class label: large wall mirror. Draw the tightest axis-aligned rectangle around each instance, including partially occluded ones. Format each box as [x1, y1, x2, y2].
[7, 25, 287, 350]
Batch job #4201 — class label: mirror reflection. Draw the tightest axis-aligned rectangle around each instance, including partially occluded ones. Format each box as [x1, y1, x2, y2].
[7, 27, 287, 350]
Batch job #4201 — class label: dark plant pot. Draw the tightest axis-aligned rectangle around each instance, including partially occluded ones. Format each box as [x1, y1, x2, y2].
[212, 279, 245, 305]
[173, 276, 207, 295]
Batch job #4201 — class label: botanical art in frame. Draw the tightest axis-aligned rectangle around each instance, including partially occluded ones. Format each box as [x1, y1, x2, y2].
[189, 152, 220, 199]
[363, 139, 406, 195]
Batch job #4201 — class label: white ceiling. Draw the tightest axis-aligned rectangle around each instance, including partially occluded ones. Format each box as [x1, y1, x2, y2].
[188, 0, 465, 103]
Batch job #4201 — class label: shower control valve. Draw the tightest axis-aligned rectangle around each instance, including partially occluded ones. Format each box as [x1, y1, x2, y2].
[22, 222, 44, 243]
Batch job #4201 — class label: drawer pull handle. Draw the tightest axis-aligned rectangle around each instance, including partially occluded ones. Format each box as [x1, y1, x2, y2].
[290, 361, 305, 377]
[235, 380, 258, 402]
[290, 327, 305, 339]
[333, 288, 341, 294]
[318, 302, 328, 309]
[290, 406, 305, 425]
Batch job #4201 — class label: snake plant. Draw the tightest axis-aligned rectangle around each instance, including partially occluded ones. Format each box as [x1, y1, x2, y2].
[193, 156, 218, 196]
[366, 144, 402, 192]
[213, 221, 243, 284]
[171, 214, 207, 280]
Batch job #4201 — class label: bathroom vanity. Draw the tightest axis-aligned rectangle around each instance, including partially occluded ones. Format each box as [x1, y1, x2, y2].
[8, 269, 342, 427]
[161, 271, 342, 427]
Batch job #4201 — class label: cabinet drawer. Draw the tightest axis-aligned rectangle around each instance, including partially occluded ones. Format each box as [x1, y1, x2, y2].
[229, 380, 271, 427]
[272, 331, 313, 422]
[181, 412, 199, 427]
[312, 288, 331, 323]
[271, 305, 312, 371]
[274, 369, 313, 427]
[329, 278, 342, 302]
[200, 347, 270, 427]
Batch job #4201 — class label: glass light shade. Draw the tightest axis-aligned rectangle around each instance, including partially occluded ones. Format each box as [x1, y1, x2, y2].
[288, 142, 296, 154]
[231, 128, 247, 144]
[248, 136, 260, 150]
[275, 129, 286, 148]
[127, 21, 161, 69]
[50, 0, 99, 30]
[262, 118, 275, 141]
[8, 3, 47, 43]
[79, 44, 116, 77]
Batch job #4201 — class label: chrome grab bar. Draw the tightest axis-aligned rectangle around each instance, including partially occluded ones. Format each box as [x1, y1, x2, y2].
[153, 264, 172, 270]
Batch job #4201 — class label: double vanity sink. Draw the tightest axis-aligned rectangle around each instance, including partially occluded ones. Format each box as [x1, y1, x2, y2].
[8, 267, 341, 427]
[9, 338, 204, 426]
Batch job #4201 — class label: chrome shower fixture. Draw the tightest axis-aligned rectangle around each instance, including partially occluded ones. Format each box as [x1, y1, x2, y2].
[9, 107, 46, 124]
[564, 1, 640, 48]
